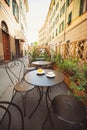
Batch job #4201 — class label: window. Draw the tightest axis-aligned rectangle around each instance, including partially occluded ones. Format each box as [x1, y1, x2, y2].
[55, 15, 59, 24]
[21, 24, 24, 32]
[53, 0, 55, 5]
[66, 0, 72, 7]
[79, 0, 87, 15]
[56, 28, 58, 36]
[12, 0, 19, 22]
[5, 0, 10, 6]
[20, 0, 22, 9]
[49, 36, 51, 41]
[53, 21, 55, 28]
[52, 33, 54, 39]
[59, 21, 64, 33]
[56, 2, 59, 10]
[67, 11, 72, 25]
[1, 21, 8, 33]
[60, 4, 65, 17]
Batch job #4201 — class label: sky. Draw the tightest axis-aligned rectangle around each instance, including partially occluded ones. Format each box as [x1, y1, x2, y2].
[28, 0, 51, 44]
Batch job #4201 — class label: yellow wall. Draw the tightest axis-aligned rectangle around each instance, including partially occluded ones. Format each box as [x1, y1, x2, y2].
[73, 0, 80, 20]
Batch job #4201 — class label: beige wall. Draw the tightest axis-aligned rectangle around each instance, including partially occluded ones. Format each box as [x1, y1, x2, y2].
[73, 0, 80, 20]
[65, 19, 87, 42]
[0, 3, 18, 59]
[0, 0, 29, 61]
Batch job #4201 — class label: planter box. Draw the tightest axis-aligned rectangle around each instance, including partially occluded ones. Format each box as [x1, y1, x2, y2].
[53, 64, 58, 70]
[73, 89, 87, 106]
[63, 71, 87, 106]
[63, 72, 71, 87]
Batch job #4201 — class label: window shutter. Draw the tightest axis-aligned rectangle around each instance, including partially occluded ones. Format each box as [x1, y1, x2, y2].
[66, 0, 69, 7]
[68, 12, 72, 25]
[5, 0, 10, 6]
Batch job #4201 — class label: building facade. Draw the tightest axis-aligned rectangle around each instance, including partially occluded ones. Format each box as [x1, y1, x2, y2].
[0, 0, 29, 62]
[39, 0, 87, 53]
[38, 24, 46, 45]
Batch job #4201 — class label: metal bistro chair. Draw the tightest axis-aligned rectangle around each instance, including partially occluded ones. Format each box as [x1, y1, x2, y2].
[5, 59, 36, 116]
[0, 101, 24, 130]
[22, 56, 36, 73]
[42, 94, 87, 130]
[0, 66, 24, 130]
[0, 103, 11, 130]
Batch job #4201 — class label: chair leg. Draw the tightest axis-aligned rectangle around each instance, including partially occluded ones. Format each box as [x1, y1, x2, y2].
[23, 90, 30, 117]
[37, 87, 43, 99]
[12, 89, 16, 100]
[28, 87, 43, 119]
[42, 107, 54, 130]
[42, 111, 49, 130]
[0, 105, 11, 130]
[19, 93, 26, 117]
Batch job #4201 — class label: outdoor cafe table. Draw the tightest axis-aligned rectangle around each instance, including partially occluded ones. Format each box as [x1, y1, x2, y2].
[24, 69, 64, 118]
[31, 61, 52, 68]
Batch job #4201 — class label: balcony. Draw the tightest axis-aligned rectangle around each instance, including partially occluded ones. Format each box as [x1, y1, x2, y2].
[0, 41, 87, 129]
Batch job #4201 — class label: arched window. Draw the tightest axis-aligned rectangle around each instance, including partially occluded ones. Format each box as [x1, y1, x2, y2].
[1, 21, 8, 33]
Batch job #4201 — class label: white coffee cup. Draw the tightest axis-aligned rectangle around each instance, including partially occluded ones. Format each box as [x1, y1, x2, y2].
[48, 71, 54, 75]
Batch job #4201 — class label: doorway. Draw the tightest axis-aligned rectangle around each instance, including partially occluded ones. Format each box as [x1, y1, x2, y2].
[1, 21, 11, 61]
[2, 30, 11, 61]
[15, 39, 20, 58]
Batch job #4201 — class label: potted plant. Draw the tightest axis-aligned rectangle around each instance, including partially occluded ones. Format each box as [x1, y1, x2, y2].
[58, 57, 79, 86]
[52, 53, 64, 70]
[70, 67, 87, 106]
[61, 58, 79, 75]
[82, 62, 87, 77]
[31, 46, 51, 61]
[55, 56, 87, 106]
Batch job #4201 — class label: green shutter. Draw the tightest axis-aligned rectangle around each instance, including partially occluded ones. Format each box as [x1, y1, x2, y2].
[8, 0, 10, 6]
[62, 21, 64, 31]
[66, 0, 69, 7]
[59, 25, 61, 33]
[68, 12, 72, 25]
[79, 0, 83, 15]
[20, 0, 22, 9]
[5, 0, 10, 6]
[12, 0, 15, 15]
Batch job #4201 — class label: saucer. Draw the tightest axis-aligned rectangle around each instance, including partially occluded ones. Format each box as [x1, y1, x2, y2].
[37, 70, 45, 75]
[46, 73, 55, 78]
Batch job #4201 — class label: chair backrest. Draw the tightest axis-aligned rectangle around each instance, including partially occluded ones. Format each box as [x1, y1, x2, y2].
[0, 66, 13, 124]
[5, 60, 25, 85]
[23, 55, 29, 67]
[0, 66, 13, 98]
[0, 101, 24, 130]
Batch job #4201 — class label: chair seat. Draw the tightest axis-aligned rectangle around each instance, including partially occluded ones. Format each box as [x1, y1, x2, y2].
[14, 80, 35, 92]
[25, 66, 36, 71]
[52, 94, 86, 124]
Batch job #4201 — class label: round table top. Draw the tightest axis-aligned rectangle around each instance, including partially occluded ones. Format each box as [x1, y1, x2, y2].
[31, 61, 51, 66]
[24, 69, 64, 87]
